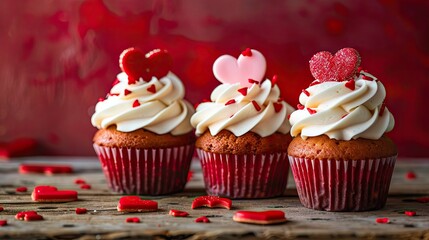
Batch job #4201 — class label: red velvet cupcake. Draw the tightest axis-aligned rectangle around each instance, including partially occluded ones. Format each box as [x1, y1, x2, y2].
[191, 48, 295, 198]
[288, 48, 397, 211]
[91, 48, 195, 195]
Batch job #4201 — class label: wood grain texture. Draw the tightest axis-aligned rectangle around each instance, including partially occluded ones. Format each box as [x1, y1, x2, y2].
[0, 157, 428, 239]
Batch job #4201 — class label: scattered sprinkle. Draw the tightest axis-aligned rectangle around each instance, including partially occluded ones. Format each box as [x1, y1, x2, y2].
[16, 186, 28, 192]
[309, 80, 321, 86]
[271, 74, 278, 86]
[273, 103, 283, 113]
[126, 217, 140, 223]
[375, 218, 389, 224]
[195, 216, 210, 223]
[406, 171, 416, 180]
[307, 108, 317, 115]
[76, 208, 87, 214]
[132, 100, 140, 108]
[225, 99, 236, 106]
[248, 79, 259, 84]
[297, 104, 304, 110]
[147, 84, 156, 93]
[404, 211, 416, 217]
[237, 87, 248, 96]
[74, 179, 86, 185]
[241, 48, 252, 57]
[345, 79, 355, 90]
[302, 89, 310, 96]
[124, 89, 132, 96]
[287, 114, 291, 120]
[128, 76, 137, 85]
[112, 78, 120, 86]
[169, 209, 189, 217]
[252, 100, 261, 111]
[0, 220, 7, 227]
[80, 184, 91, 190]
[362, 75, 373, 81]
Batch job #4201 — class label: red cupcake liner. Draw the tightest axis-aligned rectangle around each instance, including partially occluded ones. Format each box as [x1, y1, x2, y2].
[196, 149, 289, 199]
[288, 156, 396, 211]
[93, 144, 194, 195]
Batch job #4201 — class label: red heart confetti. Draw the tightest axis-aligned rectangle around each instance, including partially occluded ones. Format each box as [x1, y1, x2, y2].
[19, 164, 73, 175]
[16, 186, 28, 192]
[248, 79, 260, 84]
[309, 48, 361, 82]
[169, 209, 189, 217]
[117, 196, 158, 213]
[252, 100, 261, 111]
[404, 211, 416, 216]
[273, 103, 283, 113]
[307, 108, 317, 115]
[74, 178, 86, 184]
[233, 210, 287, 225]
[297, 104, 304, 110]
[76, 208, 87, 214]
[225, 99, 236, 106]
[195, 216, 210, 223]
[375, 218, 389, 224]
[15, 211, 44, 221]
[126, 217, 141, 223]
[271, 74, 278, 86]
[241, 48, 252, 57]
[406, 171, 416, 180]
[124, 89, 132, 96]
[132, 100, 140, 108]
[119, 48, 173, 83]
[345, 79, 356, 90]
[80, 184, 91, 190]
[191, 196, 232, 210]
[237, 87, 248, 96]
[0, 207, 3, 212]
[147, 84, 157, 93]
[31, 185, 78, 203]
[0, 220, 7, 226]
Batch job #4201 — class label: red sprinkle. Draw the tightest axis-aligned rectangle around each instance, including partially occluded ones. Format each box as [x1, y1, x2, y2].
[147, 84, 156, 93]
[379, 102, 386, 116]
[128, 76, 137, 85]
[109, 93, 119, 96]
[241, 48, 252, 57]
[237, 87, 248, 96]
[112, 78, 120, 86]
[416, 197, 429, 203]
[405, 211, 416, 217]
[124, 89, 132, 96]
[195, 216, 210, 223]
[406, 171, 416, 180]
[297, 104, 304, 110]
[0, 220, 7, 227]
[126, 217, 140, 223]
[252, 100, 261, 111]
[362, 75, 373, 81]
[302, 89, 310, 96]
[16, 211, 44, 221]
[271, 74, 278, 86]
[80, 184, 91, 190]
[169, 209, 189, 217]
[309, 80, 321, 86]
[345, 79, 355, 90]
[74, 179, 86, 185]
[287, 114, 291, 120]
[16, 186, 28, 192]
[225, 99, 236, 106]
[132, 100, 140, 108]
[357, 67, 363, 73]
[375, 218, 389, 224]
[273, 103, 283, 113]
[307, 108, 317, 115]
[98, 98, 105, 102]
[341, 114, 348, 119]
[248, 79, 260, 84]
[75, 208, 87, 214]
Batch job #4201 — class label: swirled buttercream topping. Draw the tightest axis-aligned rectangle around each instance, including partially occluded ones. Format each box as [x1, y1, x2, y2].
[289, 72, 395, 140]
[191, 80, 294, 137]
[91, 72, 194, 135]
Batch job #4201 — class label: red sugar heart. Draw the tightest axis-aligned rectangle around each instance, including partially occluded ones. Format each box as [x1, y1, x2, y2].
[0, 220, 7, 226]
[375, 218, 389, 224]
[117, 196, 158, 213]
[195, 216, 210, 223]
[191, 196, 232, 210]
[233, 210, 286, 225]
[15, 211, 44, 221]
[19, 164, 73, 175]
[31, 185, 78, 203]
[119, 48, 172, 82]
[16, 186, 28, 192]
[75, 208, 87, 214]
[309, 48, 361, 82]
[169, 209, 189, 217]
[125, 217, 140, 223]
[273, 102, 283, 113]
[404, 211, 416, 216]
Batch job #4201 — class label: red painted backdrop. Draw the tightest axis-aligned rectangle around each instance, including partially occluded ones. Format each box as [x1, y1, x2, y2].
[1, 0, 428, 157]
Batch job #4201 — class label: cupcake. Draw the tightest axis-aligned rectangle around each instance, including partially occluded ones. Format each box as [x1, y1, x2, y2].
[288, 48, 397, 211]
[191, 48, 295, 198]
[91, 48, 195, 195]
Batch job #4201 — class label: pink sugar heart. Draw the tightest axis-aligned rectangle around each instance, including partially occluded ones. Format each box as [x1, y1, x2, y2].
[309, 48, 361, 82]
[213, 49, 266, 87]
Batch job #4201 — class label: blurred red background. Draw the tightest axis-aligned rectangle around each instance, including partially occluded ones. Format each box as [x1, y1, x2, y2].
[1, 0, 428, 157]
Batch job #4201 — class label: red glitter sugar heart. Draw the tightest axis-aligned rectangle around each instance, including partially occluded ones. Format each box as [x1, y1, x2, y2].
[195, 216, 210, 223]
[119, 48, 173, 82]
[19, 164, 73, 175]
[31, 186, 78, 203]
[191, 196, 232, 210]
[233, 210, 287, 225]
[169, 209, 189, 217]
[117, 196, 158, 213]
[15, 211, 44, 221]
[309, 48, 361, 82]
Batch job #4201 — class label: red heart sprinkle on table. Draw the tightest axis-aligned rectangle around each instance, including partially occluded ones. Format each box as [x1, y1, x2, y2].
[252, 100, 261, 111]
[16, 186, 28, 192]
[248, 79, 259, 84]
[416, 197, 429, 203]
[0, 220, 7, 226]
[126, 217, 140, 223]
[195, 216, 210, 223]
[191, 196, 232, 210]
[345, 79, 355, 90]
[0, 207, 3, 212]
[237, 87, 248, 96]
[302, 89, 310, 96]
[74, 179, 86, 185]
[147, 84, 157, 93]
[297, 104, 304, 110]
[76, 208, 87, 214]
[309, 48, 361, 82]
[80, 184, 91, 190]
[169, 209, 189, 217]
[404, 211, 416, 216]
[375, 218, 389, 224]
[233, 210, 287, 225]
[31, 186, 78, 203]
[362, 75, 373, 81]
[15, 211, 44, 221]
[225, 99, 236, 106]
[241, 48, 252, 57]
[132, 100, 140, 108]
[273, 103, 283, 113]
[406, 171, 416, 180]
[19, 164, 73, 175]
[307, 108, 317, 115]
[124, 89, 132, 96]
[271, 74, 278, 86]
[117, 196, 158, 213]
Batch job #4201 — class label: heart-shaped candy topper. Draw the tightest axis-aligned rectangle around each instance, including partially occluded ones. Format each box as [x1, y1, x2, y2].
[309, 48, 361, 82]
[213, 48, 266, 87]
[119, 48, 173, 82]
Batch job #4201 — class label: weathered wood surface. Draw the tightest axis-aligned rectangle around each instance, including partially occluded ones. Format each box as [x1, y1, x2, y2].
[0, 157, 428, 240]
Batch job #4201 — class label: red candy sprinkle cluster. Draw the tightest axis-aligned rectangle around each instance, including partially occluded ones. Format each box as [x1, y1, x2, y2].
[15, 211, 44, 221]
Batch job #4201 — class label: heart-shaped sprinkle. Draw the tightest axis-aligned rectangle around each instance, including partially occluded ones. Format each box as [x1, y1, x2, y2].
[307, 108, 317, 115]
[297, 104, 304, 110]
[147, 84, 156, 93]
[241, 48, 252, 57]
[191, 196, 232, 210]
[80, 184, 91, 190]
[309, 48, 361, 82]
[225, 99, 236, 106]
[233, 210, 286, 225]
[375, 218, 389, 224]
[195, 216, 210, 223]
[248, 79, 260, 84]
[126, 217, 140, 223]
[16, 186, 27, 192]
[404, 211, 416, 216]
[213, 49, 266, 87]
[15, 211, 44, 221]
[124, 89, 132, 96]
[119, 48, 172, 83]
[169, 209, 189, 217]
[237, 87, 248, 96]
[273, 103, 283, 113]
[406, 171, 416, 180]
[252, 100, 261, 111]
[76, 208, 87, 214]
[31, 186, 78, 203]
[0, 220, 7, 226]
[19, 164, 73, 175]
[345, 79, 355, 90]
[132, 100, 140, 108]
[74, 178, 86, 184]
[271, 74, 278, 86]
[117, 196, 158, 213]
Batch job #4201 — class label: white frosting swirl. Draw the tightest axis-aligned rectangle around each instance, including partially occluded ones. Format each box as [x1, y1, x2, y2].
[191, 80, 295, 137]
[91, 72, 194, 135]
[289, 72, 395, 140]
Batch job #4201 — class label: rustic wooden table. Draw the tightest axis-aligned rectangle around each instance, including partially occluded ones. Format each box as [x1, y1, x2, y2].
[0, 157, 428, 240]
